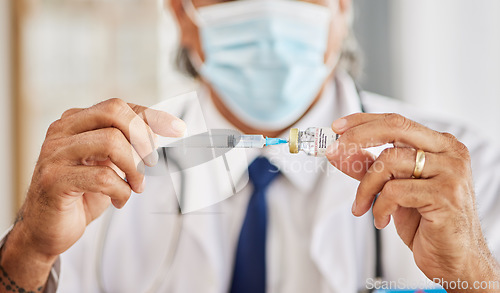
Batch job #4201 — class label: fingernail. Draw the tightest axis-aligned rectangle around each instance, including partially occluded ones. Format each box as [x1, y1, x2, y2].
[153, 133, 159, 150]
[144, 149, 159, 166]
[326, 141, 339, 156]
[140, 177, 146, 193]
[351, 200, 357, 215]
[136, 160, 145, 175]
[171, 119, 187, 136]
[331, 118, 347, 131]
[112, 199, 124, 209]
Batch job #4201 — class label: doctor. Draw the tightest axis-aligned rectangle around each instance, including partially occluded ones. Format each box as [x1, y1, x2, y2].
[1, 0, 500, 292]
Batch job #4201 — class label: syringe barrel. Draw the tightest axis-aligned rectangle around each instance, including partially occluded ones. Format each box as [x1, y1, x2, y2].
[235, 135, 266, 148]
[164, 129, 242, 148]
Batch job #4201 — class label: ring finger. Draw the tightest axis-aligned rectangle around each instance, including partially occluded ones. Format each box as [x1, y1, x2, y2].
[353, 147, 445, 216]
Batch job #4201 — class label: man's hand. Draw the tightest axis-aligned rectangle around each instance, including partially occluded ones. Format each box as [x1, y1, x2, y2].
[0, 98, 186, 291]
[326, 113, 500, 293]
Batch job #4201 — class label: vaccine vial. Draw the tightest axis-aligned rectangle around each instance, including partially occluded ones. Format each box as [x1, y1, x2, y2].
[288, 127, 339, 156]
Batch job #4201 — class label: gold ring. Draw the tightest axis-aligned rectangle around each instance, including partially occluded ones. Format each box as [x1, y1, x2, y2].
[412, 149, 426, 179]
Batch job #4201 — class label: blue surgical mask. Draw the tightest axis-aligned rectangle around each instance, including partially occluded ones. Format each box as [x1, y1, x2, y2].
[185, 0, 336, 131]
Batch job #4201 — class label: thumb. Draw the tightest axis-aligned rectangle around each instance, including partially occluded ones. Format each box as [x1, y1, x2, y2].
[326, 141, 376, 181]
[128, 103, 186, 138]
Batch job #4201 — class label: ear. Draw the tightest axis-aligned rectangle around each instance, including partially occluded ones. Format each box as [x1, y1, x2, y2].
[167, 0, 199, 49]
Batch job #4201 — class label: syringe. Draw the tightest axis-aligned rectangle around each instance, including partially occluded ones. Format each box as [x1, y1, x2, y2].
[235, 135, 288, 148]
[162, 129, 288, 149]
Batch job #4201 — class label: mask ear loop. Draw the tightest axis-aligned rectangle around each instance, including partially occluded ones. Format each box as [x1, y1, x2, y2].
[180, 0, 206, 72]
[325, 50, 340, 75]
[181, 0, 204, 26]
[187, 48, 204, 72]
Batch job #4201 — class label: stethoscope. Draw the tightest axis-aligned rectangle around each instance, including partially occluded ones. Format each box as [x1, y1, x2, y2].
[94, 86, 384, 293]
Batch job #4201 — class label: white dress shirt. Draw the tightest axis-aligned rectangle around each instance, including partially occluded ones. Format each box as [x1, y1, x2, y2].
[2, 71, 500, 293]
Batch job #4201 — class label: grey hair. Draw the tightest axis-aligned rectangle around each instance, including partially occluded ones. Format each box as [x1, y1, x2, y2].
[175, 5, 363, 80]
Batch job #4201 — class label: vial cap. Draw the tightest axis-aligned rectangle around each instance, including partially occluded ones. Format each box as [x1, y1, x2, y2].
[289, 128, 299, 154]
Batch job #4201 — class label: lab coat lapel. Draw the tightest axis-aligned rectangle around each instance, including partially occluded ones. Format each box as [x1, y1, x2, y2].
[176, 152, 249, 292]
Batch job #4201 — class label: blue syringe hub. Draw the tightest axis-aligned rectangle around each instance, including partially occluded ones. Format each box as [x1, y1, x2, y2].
[265, 137, 288, 146]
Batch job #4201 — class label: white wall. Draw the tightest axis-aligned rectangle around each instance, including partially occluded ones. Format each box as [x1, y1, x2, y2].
[391, 0, 500, 144]
[0, 0, 14, 232]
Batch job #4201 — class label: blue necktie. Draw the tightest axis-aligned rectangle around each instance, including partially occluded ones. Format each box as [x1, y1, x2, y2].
[229, 157, 280, 293]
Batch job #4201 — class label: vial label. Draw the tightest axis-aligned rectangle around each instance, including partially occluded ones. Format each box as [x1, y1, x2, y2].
[314, 127, 338, 156]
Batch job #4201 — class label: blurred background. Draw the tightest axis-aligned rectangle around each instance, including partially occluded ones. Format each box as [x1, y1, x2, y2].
[1, 0, 499, 232]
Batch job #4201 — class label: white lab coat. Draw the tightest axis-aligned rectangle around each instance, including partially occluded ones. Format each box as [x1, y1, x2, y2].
[2, 72, 500, 293]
